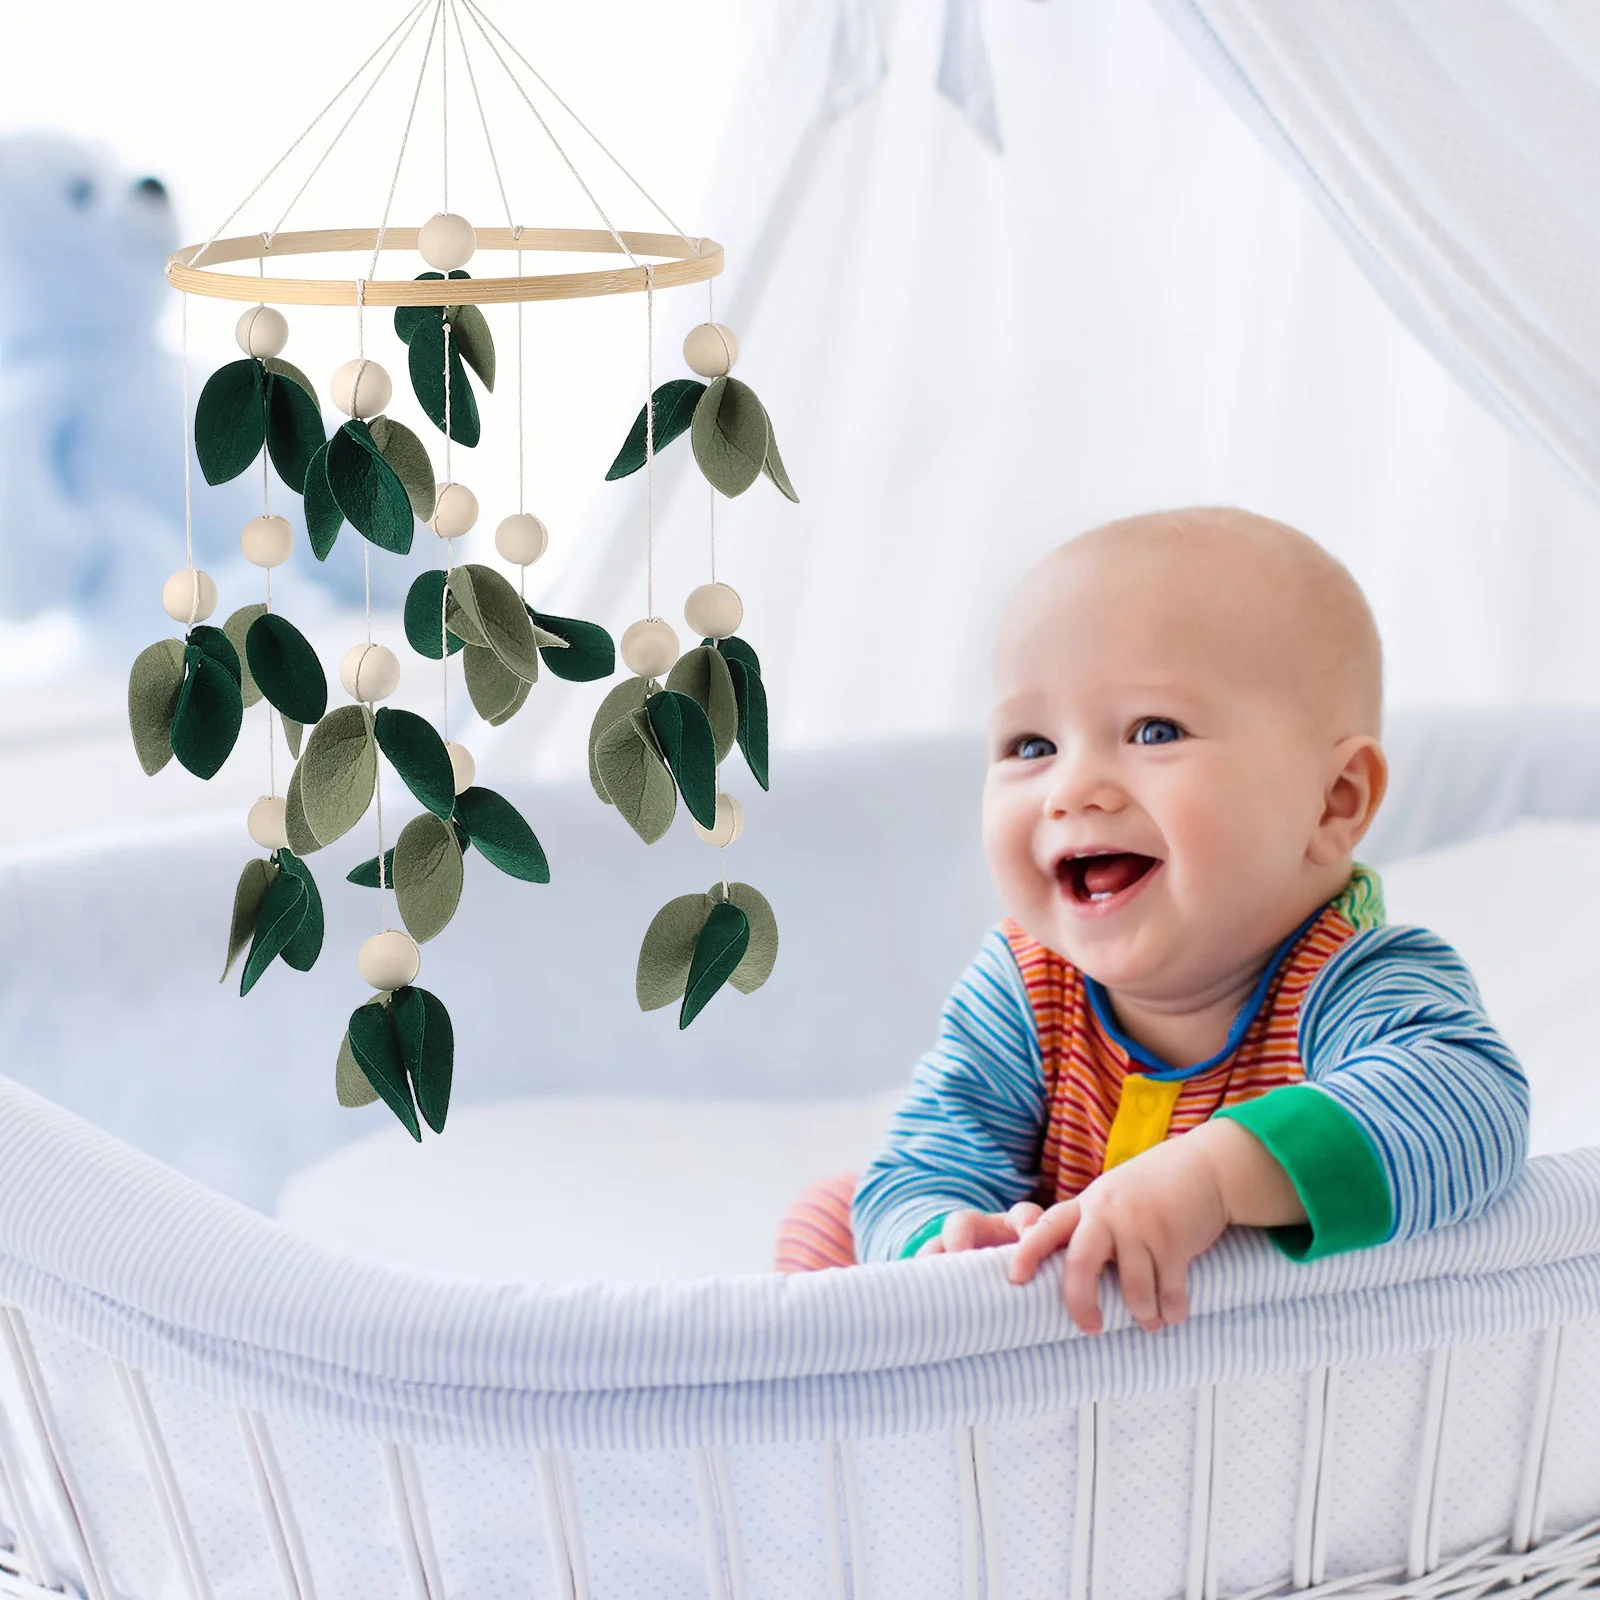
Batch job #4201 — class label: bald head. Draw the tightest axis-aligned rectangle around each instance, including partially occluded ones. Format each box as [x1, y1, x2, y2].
[1010, 507, 1383, 738]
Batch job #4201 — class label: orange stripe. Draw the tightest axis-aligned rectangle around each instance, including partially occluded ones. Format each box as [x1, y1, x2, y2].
[774, 1172, 857, 1273]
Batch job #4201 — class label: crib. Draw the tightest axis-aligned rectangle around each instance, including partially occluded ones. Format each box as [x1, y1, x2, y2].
[1, 712, 1599, 1600]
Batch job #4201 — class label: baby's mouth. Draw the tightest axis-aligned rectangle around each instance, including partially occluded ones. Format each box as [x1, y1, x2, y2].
[1056, 851, 1161, 907]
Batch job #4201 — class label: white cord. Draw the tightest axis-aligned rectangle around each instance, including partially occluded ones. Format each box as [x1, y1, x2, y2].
[180, 294, 193, 570]
[440, 0, 449, 213]
[367, 0, 445, 284]
[450, 0, 515, 230]
[645, 266, 655, 618]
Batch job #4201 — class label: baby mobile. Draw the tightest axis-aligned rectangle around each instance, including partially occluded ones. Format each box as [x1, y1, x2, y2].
[125, 0, 797, 1139]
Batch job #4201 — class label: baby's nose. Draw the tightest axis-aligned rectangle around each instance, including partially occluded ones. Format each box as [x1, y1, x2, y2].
[1042, 749, 1125, 816]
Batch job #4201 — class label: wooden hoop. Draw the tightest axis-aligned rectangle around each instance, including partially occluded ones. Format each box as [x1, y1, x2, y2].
[165, 227, 723, 308]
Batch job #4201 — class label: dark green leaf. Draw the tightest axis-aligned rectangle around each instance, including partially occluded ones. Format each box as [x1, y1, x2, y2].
[645, 689, 719, 828]
[393, 985, 454, 1134]
[262, 356, 319, 411]
[727, 657, 769, 790]
[453, 786, 549, 882]
[303, 440, 343, 560]
[186, 624, 241, 685]
[348, 1000, 419, 1140]
[245, 613, 328, 725]
[404, 569, 464, 659]
[373, 707, 454, 818]
[222, 858, 277, 982]
[715, 634, 762, 678]
[462, 643, 531, 726]
[336, 1033, 379, 1107]
[327, 421, 415, 554]
[690, 376, 770, 497]
[636, 892, 712, 1010]
[273, 849, 324, 972]
[408, 313, 481, 446]
[666, 646, 738, 763]
[606, 378, 706, 480]
[222, 604, 268, 708]
[265, 370, 325, 494]
[680, 900, 750, 1028]
[367, 415, 437, 522]
[128, 638, 186, 776]
[347, 848, 396, 888]
[239, 868, 307, 996]
[171, 648, 243, 780]
[713, 880, 779, 994]
[449, 304, 495, 391]
[528, 607, 615, 682]
[195, 358, 266, 485]
[393, 270, 465, 345]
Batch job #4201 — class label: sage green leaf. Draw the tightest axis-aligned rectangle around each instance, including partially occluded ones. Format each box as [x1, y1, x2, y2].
[593, 711, 676, 842]
[303, 440, 343, 560]
[606, 378, 706, 480]
[282, 714, 303, 759]
[284, 762, 320, 855]
[453, 786, 549, 882]
[222, 604, 267, 708]
[128, 637, 186, 775]
[265, 369, 325, 494]
[347, 847, 395, 888]
[221, 857, 277, 981]
[336, 1032, 379, 1107]
[713, 880, 779, 994]
[449, 564, 539, 682]
[715, 634, 762, 678]
[444, 590, 488, 648]
[690, 376, 770, 497]
[187, 623, 241, 684]
[275, 849, 324, 971]
[171, 648, 243, 780]
[666, 646, 738, 762]
[195, 357, 265, 485]
[374, 707, 454, 818]
[392, 812, 463, 942]
[367, 415, 437, 521]
[408, 313, 481, 446]
[529, 607, 614, 682]
[348, 999, 419, 1140]
[393, 270, 465, 345]
[762, 425, 799, 503]
[245, 613, 328, 725]
[462, 643, 531, 726]
[588, 677, 651, 803]
[239, 868, 307, 996]
[393, 985, 454, 1133]
[645, 689, 719, 827]
[298, 704, 376, 847]
[449, 304, 495, 392]
[404, 569, 464, 659]
[727, 657, 770, 791]
[262, 356, 319, 412]
[680, 900, 750, 1028]
[326, 421, 415, 554]
[636, 892, 713, 1011]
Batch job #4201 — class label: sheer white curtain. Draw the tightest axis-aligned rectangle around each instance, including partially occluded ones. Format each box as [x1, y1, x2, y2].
[503, 0, 1600, 777]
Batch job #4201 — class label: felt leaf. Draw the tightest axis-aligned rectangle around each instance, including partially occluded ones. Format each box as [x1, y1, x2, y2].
[374, 707, 454, 818]
[275, 849, 324, 971]
[712, 880, 779, 994]
[645, 689, 719, 828]
[715, 634, 762, 679]
[393, 270, 465, 345]
[448, 564, 540, 682]
[221, 857, 277, 981]
[462, 643, 531, 726]
[347, 847, 396, 888]
[336, 1032, 379, 1107]
[606, 378, 706, 481]
[690, 376, 770, 498]
[265, 369, 325, 494]
[282, 714, 303, 759]
[593, 712, 676, 842]
[195, 357, 266, 485]
[348, 999, 419, 1140]
[392, 813, 463, 942]
[222, 604, 268, 708]
[171, 648, 243, 780]
[245, 612, 328, 726]
[367, 415, 437, 521]
[636, 892, 713, 1011]
[448, 304, 495, 392]
[284, 762, 320, 855]
[453, 786, 549, 882]
[666, 646, 738, 763]
[326, 421, 415, 554]
[298, 704, 376, 847]
[762, 425, 799, 503]
[238, 868, 307, 996]
[588, 677, 651, 804]
[127, 637, 186, 775]
[408, 313, 481, 446]
[404, 569, 465, 659]
[680, 900, 750, 1029]
[393, 985, 453, 1133]
[186, 623, 241, 685]
[528, 607, 614, 682]
[444, 591, 489, 648]
[303, 440, 343, 560]
[262, 356, 319, 412]
[727, 657, 770, 791]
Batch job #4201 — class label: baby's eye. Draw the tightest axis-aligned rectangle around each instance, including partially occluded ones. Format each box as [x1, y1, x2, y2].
[1011, 735, 1057, 761]
[1130, 718, 1185, 747]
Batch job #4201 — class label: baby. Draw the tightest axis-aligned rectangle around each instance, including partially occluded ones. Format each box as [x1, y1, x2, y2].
[777, 507, 1529, 1334]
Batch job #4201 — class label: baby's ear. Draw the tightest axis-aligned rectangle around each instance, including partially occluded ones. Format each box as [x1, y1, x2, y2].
[1308, 737, 1387, 864]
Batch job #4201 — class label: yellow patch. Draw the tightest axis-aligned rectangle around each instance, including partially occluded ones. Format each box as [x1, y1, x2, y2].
[1101, 1074, 1184, 1172]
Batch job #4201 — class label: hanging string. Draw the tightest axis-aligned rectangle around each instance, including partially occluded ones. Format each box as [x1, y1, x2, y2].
[180, 294, 193, 574]
[374, 754, 389, 930]
[440, 0, 449, 212]
[440, 314, 455, 742]
[449, 0, 514, 230]
[367, 0, 444, 284]
[644, 265, 655, 619]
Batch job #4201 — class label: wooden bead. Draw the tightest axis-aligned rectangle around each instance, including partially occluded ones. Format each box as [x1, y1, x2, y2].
[495, 512, 548, 566]
[358, 930, 420, 991]
[236, 304, 289, 358]
[331, 358, 392, 419]
[684, 582, 742, 639]
[240, 514, 293, 568]
[248, 795, 289, 850]
[683, 322, 739, 377]
[693, 793, 745, 848]
[446, 741, 475, 794]
[418, 212, 476, 271]
[429, 482, 478, 539]
[161, 567, 217, 624]
[340, 643, 401, 702]
[620, 617, 679, 678]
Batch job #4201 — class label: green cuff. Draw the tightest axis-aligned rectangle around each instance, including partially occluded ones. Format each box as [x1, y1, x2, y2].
[1215, 1085, 1394, 1261]
[899, 1213, 951, 1259]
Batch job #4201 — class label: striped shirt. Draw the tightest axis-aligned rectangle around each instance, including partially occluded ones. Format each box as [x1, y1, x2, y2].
[852, 868, 1529, 1264]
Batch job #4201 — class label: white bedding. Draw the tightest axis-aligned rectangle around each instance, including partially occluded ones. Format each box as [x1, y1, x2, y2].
[279, 821, 1600, 1280]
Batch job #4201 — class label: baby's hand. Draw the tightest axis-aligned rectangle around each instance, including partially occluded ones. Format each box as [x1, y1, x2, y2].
[915, 1201, 1045, 1256]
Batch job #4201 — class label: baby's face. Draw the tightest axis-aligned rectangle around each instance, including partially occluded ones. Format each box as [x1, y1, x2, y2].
[983, 537, 1365, 1006]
